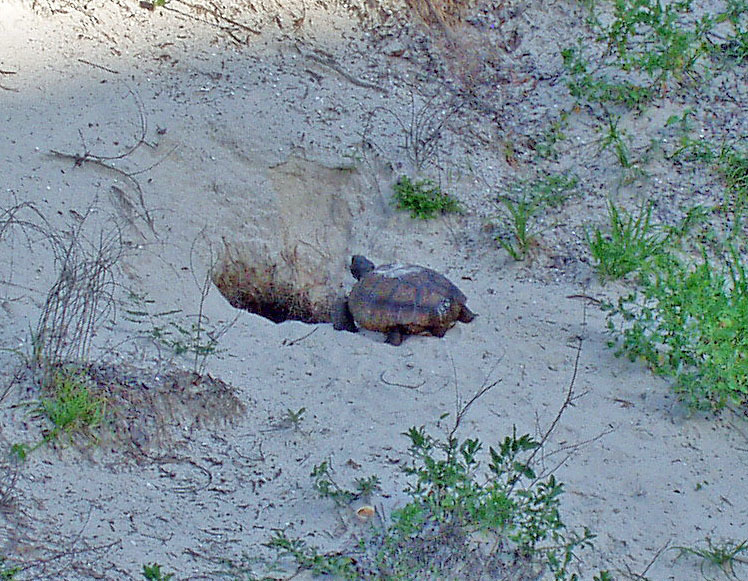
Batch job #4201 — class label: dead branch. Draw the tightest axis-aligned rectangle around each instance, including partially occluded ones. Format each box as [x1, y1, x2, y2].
[47, 87, 158, 235]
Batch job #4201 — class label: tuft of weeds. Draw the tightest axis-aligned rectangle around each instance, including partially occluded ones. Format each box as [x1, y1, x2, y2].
[0, 556, 19, 580]
[13, 366, 109, 460]
[38, 367, 108, 441]
[673, 537, 748, 579]
[29, 212, 122, 384]
[266, 532, 355, 577]
[496, 174, 579, 261]
[123, 291, 226, 373]
[496, 196, 540, 261]
[717, 146, 748, 232]
[272, 425, 595, 580]
[564, 0, 720, 108]
[533, 111, 570, 160]
[282, 407, 306, 431]
[561, 43, 654, 108]
[393, 175, 461, 219]
[311, 460, 381, 507]
[604, 243, 748, 411]
[142, 562, 175, 581]
[598, 114, 633, 168]
[587, 200, 667, 280]
[389, 88, 464, 171]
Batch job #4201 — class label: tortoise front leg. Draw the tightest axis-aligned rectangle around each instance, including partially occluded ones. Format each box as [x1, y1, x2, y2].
[332, 298, 358, 333]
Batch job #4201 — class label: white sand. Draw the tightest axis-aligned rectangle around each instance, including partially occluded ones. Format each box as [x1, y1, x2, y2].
[1, 1, 747, 579]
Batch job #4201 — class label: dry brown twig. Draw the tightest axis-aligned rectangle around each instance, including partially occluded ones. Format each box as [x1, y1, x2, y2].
[384, 85, 465, 171]
[32, 205, 123, 376]
[47, 87, 170, 236]
[0, 67, 18, 92]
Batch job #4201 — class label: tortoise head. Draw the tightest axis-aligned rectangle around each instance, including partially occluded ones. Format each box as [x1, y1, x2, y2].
[351, 255, 375, 280]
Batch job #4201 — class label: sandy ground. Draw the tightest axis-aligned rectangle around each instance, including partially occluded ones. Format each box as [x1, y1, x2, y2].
[1, 0, 748, 579]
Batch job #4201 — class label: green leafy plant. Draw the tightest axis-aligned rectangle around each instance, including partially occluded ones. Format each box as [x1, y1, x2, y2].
[0, 556, 19, 581]
[124, 291, 227, 373]
[605, 244, 748, 410]
[310, 460, 381, 507]
[496, 195, 540, 261]
[533, 111, 570, 160]
[562, 44, 654, 107]
[673, 537, 748, 579]
[11, 367, 108, 459]
[563, 0, 720, 108]
[281, 407, 306, 430]
[39, 367, 107, 437]
[587, 200, 667, 280]
[598, 114, 633, 168]
[266, 532, 355, 577]
[665, 109, 718, 163]
[142, 562, 175, 581]
[393, 175, 461, 219]
[274, 426, 595, 580]
[708, 0, 748, 64]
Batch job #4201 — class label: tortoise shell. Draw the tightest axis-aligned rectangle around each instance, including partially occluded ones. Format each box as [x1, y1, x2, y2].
[346, 256, 475, 345]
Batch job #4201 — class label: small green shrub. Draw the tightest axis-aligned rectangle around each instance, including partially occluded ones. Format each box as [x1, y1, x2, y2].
[38, 367, 107, 439]
[587, 201, 666, 280]
[271, 426, 595, 580]
[561, 44, 654, 108]
[12, 366, 108, 459]
[393, 176, 461, 219]
[496, 196, 540, 261]
[598, 114, 633, 168]
[605, 244, 748, 410]
[124, 291, 224, 373]
[563, 0, 718, 108]
[266, 532, 356, 577]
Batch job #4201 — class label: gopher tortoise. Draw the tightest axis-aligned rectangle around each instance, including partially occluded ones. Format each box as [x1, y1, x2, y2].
[334, 255, 476, 346]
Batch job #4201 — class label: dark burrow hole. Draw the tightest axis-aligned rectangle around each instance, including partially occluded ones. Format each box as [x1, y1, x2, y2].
[212, 260, 332, 325]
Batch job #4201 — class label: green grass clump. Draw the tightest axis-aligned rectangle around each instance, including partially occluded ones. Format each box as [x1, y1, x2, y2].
[12, 367, 108, 460]
[311, 460, 381, 506]
[564, 0, 718, 107]
[605, 245, 748, 411]
[496, 173, 579, 261]
[393, 175, 461, 219]
[40, 368, 106, 432]
[587, 200, 666, 280]
[269, 426, 595, 580]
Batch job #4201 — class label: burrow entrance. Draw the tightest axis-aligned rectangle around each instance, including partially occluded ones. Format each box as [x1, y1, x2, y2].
[210, 155, 390, 324]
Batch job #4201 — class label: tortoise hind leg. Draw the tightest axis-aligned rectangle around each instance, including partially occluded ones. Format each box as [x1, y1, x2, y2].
[458, 305, 476, 323]
[332, 298, 358, 333]
[385, 328, 404, 346]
